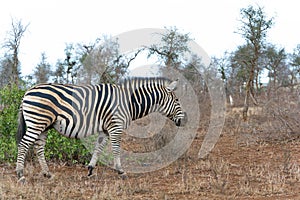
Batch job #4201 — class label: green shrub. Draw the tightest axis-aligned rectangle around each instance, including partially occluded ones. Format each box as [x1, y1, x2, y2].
[0, 85, 25, 163]
[45, 129, 91, 165]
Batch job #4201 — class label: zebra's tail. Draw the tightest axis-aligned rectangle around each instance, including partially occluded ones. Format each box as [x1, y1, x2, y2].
[16, 107, 26, 146]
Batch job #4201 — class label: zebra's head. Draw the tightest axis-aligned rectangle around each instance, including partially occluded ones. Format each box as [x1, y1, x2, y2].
[159, 80, 187, 127]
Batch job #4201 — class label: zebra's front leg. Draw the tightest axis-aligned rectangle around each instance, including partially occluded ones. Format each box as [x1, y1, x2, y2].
[110, 131, 127, 179]
[87, 133, 108, 176]
[34, 131, 52, 178]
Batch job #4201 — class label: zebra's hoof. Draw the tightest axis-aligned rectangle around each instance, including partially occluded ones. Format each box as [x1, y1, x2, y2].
[43, 172, 53, 179]
[17, 176, 26, 184]
[87, 166, 94, 177]
[119, 173, 128, 180]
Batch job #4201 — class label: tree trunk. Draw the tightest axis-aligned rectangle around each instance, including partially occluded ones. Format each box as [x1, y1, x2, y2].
[12, 49, 19, 87]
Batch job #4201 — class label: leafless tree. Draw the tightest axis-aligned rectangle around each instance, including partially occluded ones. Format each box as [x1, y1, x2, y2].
[80, 36, 141, 84]
[2, 18, 29, 86]
[236, 5, 274, 120]
[147, 27, 191, 69]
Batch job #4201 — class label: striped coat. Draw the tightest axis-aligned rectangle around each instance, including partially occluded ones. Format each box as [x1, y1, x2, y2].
[16, 77, 186, 182]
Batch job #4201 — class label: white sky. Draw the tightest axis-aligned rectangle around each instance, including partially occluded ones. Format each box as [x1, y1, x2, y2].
[0, 0, 299, 76]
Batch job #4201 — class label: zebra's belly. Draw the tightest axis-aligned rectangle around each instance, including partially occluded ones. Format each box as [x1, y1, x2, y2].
[52, 116, 103, 138]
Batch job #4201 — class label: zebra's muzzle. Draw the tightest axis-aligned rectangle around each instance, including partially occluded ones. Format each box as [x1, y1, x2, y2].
[176, 112, 187, 127]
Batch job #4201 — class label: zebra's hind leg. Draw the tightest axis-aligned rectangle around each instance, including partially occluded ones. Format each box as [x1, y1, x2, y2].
[34, 131, 52, 178]
[87, 133, 109, 176]
[16, 131, 39, 183]
[16, 143, 29, 183]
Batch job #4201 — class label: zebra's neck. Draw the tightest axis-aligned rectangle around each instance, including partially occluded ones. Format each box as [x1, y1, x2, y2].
[119, 77, 170, 121]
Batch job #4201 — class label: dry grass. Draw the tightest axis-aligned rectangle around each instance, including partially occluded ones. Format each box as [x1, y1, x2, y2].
[1, 132, 300, 199]
[1, 93, 300, 199]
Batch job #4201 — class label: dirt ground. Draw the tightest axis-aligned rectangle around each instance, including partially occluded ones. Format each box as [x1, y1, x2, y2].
[1, 110, 300, 199]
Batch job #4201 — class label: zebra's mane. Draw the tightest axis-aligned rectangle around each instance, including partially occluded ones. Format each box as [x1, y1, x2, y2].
[118, 77, 172, 88]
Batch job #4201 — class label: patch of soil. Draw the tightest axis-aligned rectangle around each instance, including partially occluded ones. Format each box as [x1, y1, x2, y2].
[1, 129, 300, 199]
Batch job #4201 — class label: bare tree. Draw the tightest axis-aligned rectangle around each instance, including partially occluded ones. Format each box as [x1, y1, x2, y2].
[2, 18, 29, 86]
[147, 27, 191, 69]
[85, 36, 122, 83]
[80, 36, 141, 84]
[236, 5, 274, 120]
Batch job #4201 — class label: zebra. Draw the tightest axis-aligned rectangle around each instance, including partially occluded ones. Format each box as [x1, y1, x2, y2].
[16, 77, 187, 182]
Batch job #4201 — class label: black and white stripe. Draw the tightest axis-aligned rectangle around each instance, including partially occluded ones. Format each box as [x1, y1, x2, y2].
[16, 77, 187, 181]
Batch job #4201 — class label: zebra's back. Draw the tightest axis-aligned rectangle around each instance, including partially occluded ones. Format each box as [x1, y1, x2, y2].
[21, 83, 120, 139]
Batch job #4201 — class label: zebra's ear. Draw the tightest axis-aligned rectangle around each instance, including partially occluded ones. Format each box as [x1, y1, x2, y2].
[166, 79, 178, 91]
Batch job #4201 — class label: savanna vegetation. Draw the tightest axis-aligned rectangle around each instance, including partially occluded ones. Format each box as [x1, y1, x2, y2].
[1, 4, 300, 199]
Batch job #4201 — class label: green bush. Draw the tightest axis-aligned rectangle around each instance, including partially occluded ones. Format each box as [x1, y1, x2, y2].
[0, 85, 24, 163]
[0, 85, 90, 165]
[45, 129, 91, 165]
